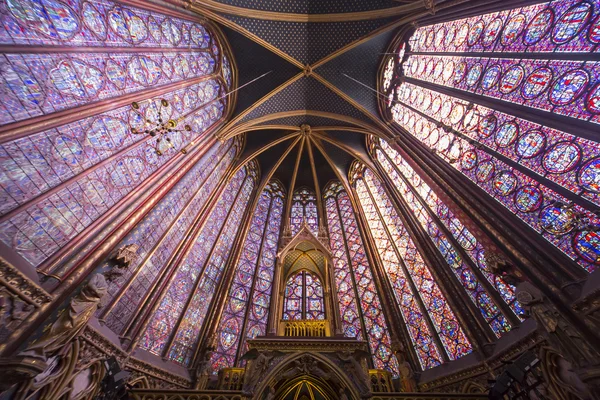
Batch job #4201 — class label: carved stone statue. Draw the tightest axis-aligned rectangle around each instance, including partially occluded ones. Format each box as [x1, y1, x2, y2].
[392, 342, 417, 392]
[21, 274, 108, 361]
[338, 387, 349, 400]
[484, 251, 524, 287]
[338, 351, 369, 383]
[517, 291, 598, 369]
[264, 385, 276, 400]
[195, 352, 213, 390]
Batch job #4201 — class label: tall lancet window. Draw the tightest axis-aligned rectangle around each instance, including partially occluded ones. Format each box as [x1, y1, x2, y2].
[139, 162, 257, 366]
[100, 138, 240, 335]
[211, 180, 284, 371]
[351, 163, 472, 370]
[290, 188, 319, 236]
[0, 0, 233, 271]
[283, 270, 325, 320]
[324, 181, 399, 376]
[382, 0, 600, 272]
[371, 138, 524, 338]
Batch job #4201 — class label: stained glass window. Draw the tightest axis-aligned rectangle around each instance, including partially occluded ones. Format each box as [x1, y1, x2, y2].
[351, 163, 472, 369]
[139, 161, 257, 366]
[282, 270, 325, 321]
[101, 139, 239, 334]
[290, 188, 319, 236]
[0, 0, 232, 270]
[210, 181, 284, 372]
[382, 0, 600, 273]
[371, 138, 524, 337]
[324, 181, 399, 376]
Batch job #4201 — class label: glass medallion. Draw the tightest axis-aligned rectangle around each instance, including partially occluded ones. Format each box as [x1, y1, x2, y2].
[433, 60, 444, 80]
[220, 319, 239, 349]
[54, 135, 82, 166]
[578, 157, 600, 193]
[522, 67, 553, 99]
[514, 185, 543, 213]
[7, 0, 79, 40]
[454, 62, 467, 84]
[161, 56, 174, 78]
[148, 16, 162, 42]
[51, 59, 104, 98]
[426, 29, 435, 48]
[437, 134, 451, 153]
[435, 26, 446, 48]
[105, 59, 126, 89]
[428, 128, 440, 146]
[445, 26, 457, 47]
[431, 97, 442, 114]
[502, 13, 526, 45]
[589, 15, 600, 43]
[128, 56, 162, 86]
[461, 151, 478, 170]
[478, 115, 497, 138]
[468, 20, 485, 46]
[524, 9, 554, 45]
[440, 101, 453, 119]
[455, 23, 470, 46]
[482, 17, 503, 47]
[229, 287, 247, 312]
[552, 2, 592, 44]
[481, 65, 502, 91]
[573, 230, 600, 264]
[549, 69, 589, 106]
[542, 142, 581, 174]
[466, 63, 483, 87]
[539, 205, 578, 235]
[586, 82, 600, 114]
[82, 2, 107, 39]
[443, 61, 455, 82]
[516, 130, 546, 159]
[499, 65, 525, 94]
[161, 18, 182, 45]
[449, 104, 465, 124]
[476, 161, 495, 182]
[108, 7, 148, 44]
[493, 171, 518, 196]
[495, 122, 519, 147]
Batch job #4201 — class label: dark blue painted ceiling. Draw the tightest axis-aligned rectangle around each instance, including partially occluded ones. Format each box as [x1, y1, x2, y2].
[220, 15, 397, 65]
[211, 0, 401, 14]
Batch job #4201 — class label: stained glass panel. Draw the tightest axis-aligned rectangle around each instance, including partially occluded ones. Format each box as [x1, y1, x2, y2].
[384, 0, 600, 273]
[290, 188, 319, 236]
[324, 181, 399, 376]
[210, 181, 284, 371]
[0, 0, 232, 271]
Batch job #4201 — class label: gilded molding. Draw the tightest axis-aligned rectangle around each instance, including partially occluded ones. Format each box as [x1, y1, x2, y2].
[191, 0, 424, 22]
[0, 258, 51, 306]
[81, 326, 191, 388]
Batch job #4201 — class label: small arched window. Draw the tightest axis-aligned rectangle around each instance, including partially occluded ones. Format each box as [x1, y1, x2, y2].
[282, 270, 325, 321]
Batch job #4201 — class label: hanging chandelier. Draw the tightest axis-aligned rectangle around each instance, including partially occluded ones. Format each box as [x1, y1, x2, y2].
[129, 71, 272, 156]
[130, 99, 192, 156]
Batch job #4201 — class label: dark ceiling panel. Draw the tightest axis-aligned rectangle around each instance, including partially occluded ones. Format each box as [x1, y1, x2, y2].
[211, 0, 401, 14]
[220, 25, 300, 120]
[315, 28, 397, 118]
[254, 115, 357, 128]
[220, 14, 396, 64]
[238, 76, 374, 126]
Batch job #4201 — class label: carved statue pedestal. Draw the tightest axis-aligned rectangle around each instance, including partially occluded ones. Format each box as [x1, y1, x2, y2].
[0, 356, 48, 391]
